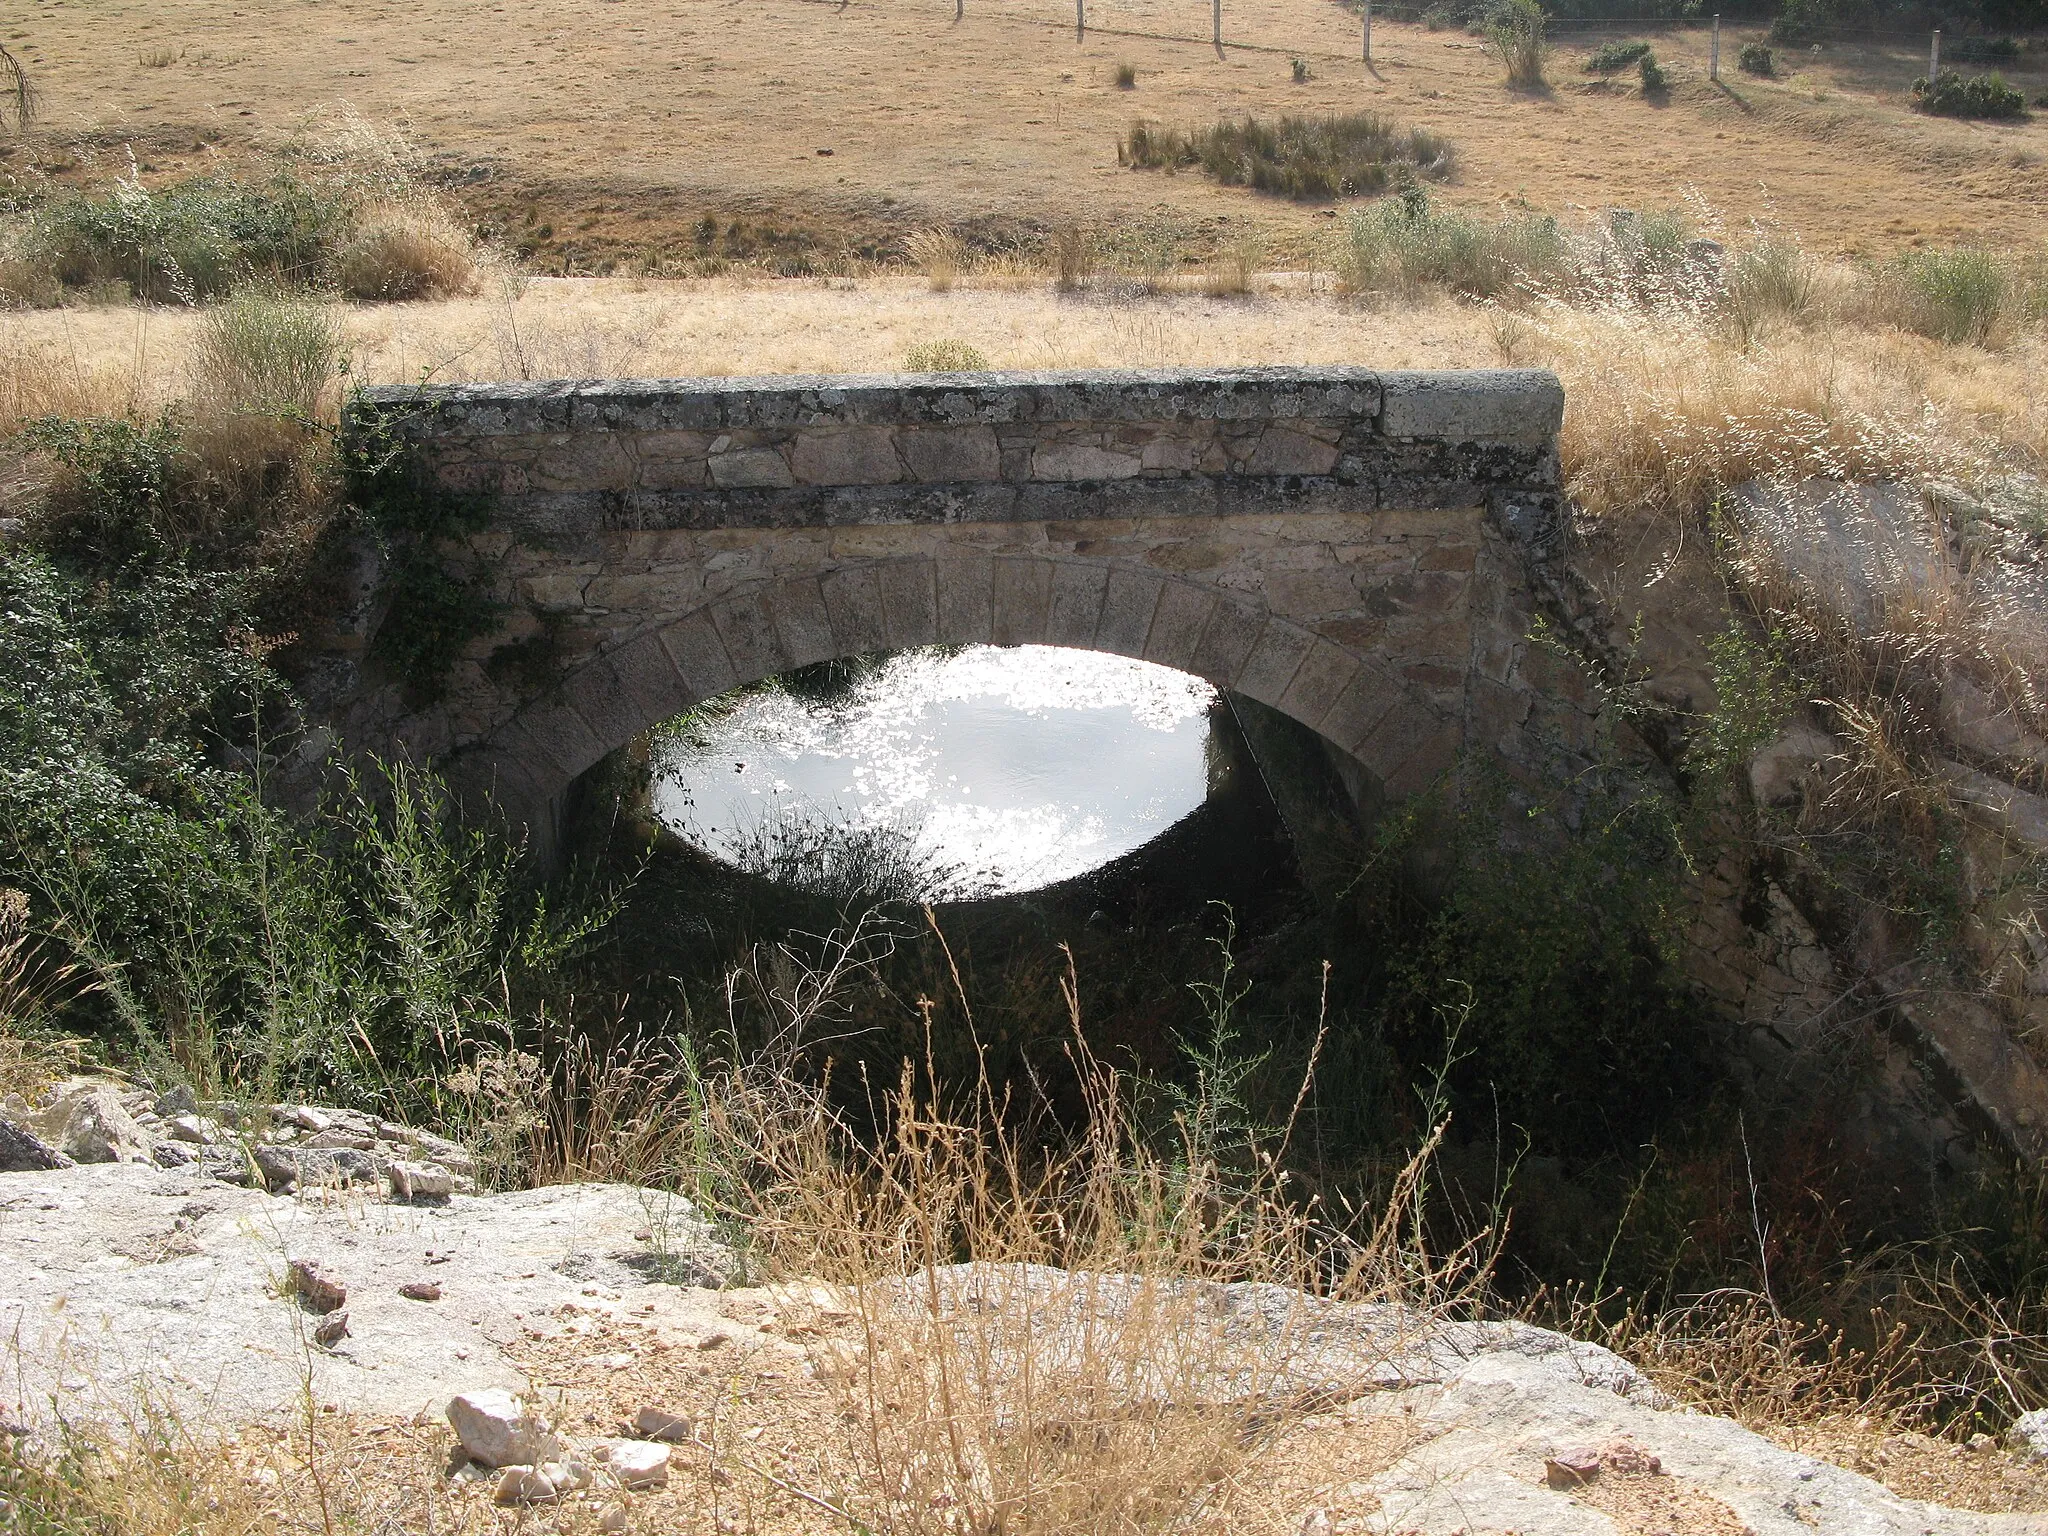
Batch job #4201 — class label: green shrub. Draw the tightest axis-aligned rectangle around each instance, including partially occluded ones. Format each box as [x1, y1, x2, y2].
[1291, 56, 1311, 83]
[1724, 234, 1813, 338]
[191, 289, 343, 420]
[1737, 40, 1774, 75]
[1121, 112, 1456, 200]
[1638, 52, 1668, 90]
[41, 173, 351, 304]
[20, 415, 187, 568]
[903, 339, 990, 372]
[1910, 70, 2028, 119]
[1335, 185, 1570, 298]
[1880, 247, 2011, 344]
[1485, 0, 1550, 88]
[1584, 39, 1651, 71]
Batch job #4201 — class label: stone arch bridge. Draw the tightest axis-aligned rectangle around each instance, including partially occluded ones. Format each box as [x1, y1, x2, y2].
[336, 367, 1590, 864]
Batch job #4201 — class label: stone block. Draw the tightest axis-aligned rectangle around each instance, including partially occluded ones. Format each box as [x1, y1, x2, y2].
[561, 658, 644, 755]
[1358, 695, 1459, 795]
[1242, 427, 1341, 477]
[517, 698, 609, 783]
[763, 578, 837, 670]
[935, 554, 994, 645]
[899, 425, 1001, 483]
[991, 558, 1052, 647]
[707, 593, 791, 686]
[1377, 370, 1564, 446]
[877, 560, 939, 649]
[1144, 581, 1215, 674]
[707, 447, 794, 489]
[1046, 562, 1109, 650]
[822, 566, 890, 656]
[1277, 639, 1362, 728]
[1316, 667, 1400, 755]
[659, 609, 739, 700]
[1095, 568, 1164, 658]
[1032, 443, 1142, 482]
[791, 428, 904, 487]
[1234, 621, 1315, 707]
[1189, 597, 1265, 687]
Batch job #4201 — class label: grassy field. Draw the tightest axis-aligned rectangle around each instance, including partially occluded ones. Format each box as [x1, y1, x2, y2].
[6, 0, 2046, 272]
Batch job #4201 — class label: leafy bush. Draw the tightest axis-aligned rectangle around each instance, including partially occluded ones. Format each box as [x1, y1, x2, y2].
[1335, 185, 1570, 298]
[1738, 41, 1774, 75]
[1121, 112, 1456, 200]
[1114, 60, 1136, 88]
[1910, 70, 2028, 119]
[903, 339, 990, 371]
[1584, 39, 1652, 71]
[1639, 52, 1669, 90]
[1485, 0, 1550, 88]
[41, 173, 351, 303]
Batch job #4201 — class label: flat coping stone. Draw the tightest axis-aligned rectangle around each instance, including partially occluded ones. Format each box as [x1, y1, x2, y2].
[351, 367, 1565, 445]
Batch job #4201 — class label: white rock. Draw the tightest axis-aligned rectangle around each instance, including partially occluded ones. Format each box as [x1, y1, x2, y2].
[597, 1504, 629, 1534]
[493, 1465, 558, 1505]
[2009, 1407, 2048, 1458]
[1747, 723, 1838, 809]
[166, 1114, 218, 1145]
[447, 1390, 562, 1469]
[388, 1160, 456, 1201]
[543, 1459, 593, 1491]
[607, 1440, 671, 1490]
[40, 1084, 153, 1165]
[632, 1405, 693, 1443]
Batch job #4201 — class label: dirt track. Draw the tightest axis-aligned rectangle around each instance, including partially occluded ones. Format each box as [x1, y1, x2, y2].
[6, 0, 2045, 264]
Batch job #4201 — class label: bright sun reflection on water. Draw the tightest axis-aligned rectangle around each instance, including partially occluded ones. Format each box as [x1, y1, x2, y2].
[650, 645, 1220, 895]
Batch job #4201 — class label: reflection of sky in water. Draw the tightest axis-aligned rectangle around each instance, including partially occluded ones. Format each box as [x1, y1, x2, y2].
[650, 645, 1218, 894]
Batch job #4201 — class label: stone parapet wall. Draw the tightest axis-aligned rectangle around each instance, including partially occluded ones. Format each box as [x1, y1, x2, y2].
[350, 367, 1564, 535]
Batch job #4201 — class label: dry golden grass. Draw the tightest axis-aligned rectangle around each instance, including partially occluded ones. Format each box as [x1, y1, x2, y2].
[336, 202, 482, 303]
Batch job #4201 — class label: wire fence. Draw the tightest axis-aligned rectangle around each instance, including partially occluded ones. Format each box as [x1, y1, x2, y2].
[884, 0, 2041, 72]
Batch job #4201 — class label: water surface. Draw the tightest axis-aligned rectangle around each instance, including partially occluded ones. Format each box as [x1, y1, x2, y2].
[650, 645, 1219, 896]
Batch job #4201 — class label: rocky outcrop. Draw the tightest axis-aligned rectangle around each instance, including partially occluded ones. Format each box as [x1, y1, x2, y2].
[0, 1160, 732, 1432]
[0, 1077, 480, 1195]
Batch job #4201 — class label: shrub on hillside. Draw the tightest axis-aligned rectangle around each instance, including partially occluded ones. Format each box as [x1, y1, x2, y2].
[1584, 39, 1651, 71]
[41, 173, 351, 304]
[1738, 41, 1775, 75]
[1910, 69, 2028, 118]
[1485, 0, 1551, 88]
[1121, 112, 1455, 200]
[1874, 246, 2014, 344]
[1639, 52, 1669, 90]
[1335, 185, 1570, 298]
[903, 339, 990, 371]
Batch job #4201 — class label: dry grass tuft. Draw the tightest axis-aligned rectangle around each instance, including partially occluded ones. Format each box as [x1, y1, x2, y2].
[336, 202, 480, 302]
[902, 227, 966, 293]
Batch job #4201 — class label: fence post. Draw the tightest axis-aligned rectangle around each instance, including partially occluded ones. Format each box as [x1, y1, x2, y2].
[1363, 0, 1373, 61]
[1213, 0, 1222, 53]
[1076, 0, 1084, 40]
[1709, 13, 1720, 80]
[956, 0, 962, 19]
[1929, 28, 1939, 77]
